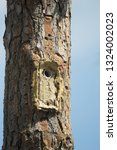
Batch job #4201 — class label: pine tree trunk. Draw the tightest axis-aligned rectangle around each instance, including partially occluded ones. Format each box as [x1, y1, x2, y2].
[3, 0, 73, 149]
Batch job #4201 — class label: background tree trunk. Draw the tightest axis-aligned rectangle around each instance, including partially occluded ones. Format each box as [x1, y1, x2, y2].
[3, 0, 73, 149]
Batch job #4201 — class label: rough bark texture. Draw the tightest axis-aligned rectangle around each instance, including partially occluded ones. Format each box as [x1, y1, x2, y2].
[3, 0, 73, 149]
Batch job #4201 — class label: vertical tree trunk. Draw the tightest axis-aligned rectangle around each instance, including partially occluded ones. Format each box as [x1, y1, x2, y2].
[3, 0, 73, 149]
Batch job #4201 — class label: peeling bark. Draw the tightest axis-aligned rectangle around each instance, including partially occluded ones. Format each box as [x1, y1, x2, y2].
[3, 0, 73, 149]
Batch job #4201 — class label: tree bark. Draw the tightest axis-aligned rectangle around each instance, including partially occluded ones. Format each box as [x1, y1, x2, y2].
[3, 0, 73, 149]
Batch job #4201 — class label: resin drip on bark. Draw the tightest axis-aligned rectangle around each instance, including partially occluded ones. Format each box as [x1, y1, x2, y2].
[3, 0, 73, 149]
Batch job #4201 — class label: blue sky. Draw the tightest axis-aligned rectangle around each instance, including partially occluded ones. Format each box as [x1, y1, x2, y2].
[0, 0, 6, 148]
[0, 0, 99, 149]
[71, 0, 100, 150]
